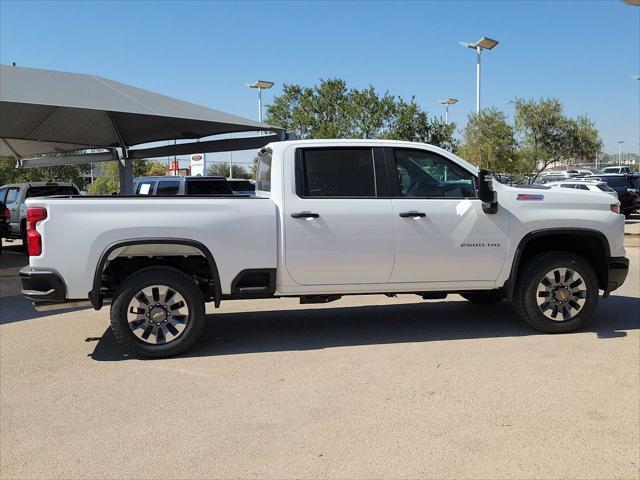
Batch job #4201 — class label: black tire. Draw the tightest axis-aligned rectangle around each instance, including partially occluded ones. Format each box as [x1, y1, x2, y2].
[514, 251, 598, 333]
[110, 267, 205, 358]
[461, 289, 504, 304]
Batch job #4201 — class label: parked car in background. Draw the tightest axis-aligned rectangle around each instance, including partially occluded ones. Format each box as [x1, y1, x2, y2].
[133, 176, 233, 196]
[545, 180, 618, 198]
[535, 173, 574, 184]
[591, 174, 640, 217]
[601, 166, 633, 174]
[226, 179, 256, 196]
[0, 182, 80, 243]
[0, 201, 9, 256]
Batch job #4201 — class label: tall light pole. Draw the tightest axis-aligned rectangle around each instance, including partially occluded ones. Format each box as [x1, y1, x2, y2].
[439, 98, 458, 123]
[618, 140, 624, 166]
[247, 80, 274, 123]
[460, 37, 499, 113]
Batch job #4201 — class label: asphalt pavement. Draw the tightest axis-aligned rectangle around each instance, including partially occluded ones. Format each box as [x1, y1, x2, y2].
[1, 233, 638, 479]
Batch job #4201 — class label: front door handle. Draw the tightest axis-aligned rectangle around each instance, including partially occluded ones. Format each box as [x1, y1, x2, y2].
[399, 211, 426, 218]
[291, 211, 320, 219]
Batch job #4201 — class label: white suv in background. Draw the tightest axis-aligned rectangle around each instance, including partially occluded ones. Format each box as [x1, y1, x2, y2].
[545, 180, 618, 198]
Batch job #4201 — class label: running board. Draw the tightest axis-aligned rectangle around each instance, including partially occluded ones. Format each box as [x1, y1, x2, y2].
[300, 295, 342, 305]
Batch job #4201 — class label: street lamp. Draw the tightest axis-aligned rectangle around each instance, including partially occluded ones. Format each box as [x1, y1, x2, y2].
[439, 98, 458, 123]
[460, 37, 499, 113]
[247, 80, 274, 123]
[618, 140, 624, 166]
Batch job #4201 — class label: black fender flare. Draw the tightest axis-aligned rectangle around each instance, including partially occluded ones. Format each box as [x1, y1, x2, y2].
[503, 228, 610, 298]
[89, 238, 222, 309]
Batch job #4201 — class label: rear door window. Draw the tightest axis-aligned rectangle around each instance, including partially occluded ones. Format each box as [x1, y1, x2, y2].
[298, 148, 376, 197]
[156, 180, 181, 195]
[0, 187, 7, 203]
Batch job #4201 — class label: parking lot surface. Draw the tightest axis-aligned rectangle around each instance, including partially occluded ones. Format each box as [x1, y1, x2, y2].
[1, 237, 639, 480]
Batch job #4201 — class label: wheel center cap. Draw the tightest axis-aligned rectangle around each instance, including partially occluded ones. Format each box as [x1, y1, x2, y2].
[555, 288, 570, 302]
[149, 306, 167, 322]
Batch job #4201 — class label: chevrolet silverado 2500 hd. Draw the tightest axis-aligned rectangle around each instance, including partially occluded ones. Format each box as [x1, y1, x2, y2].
[20, 140, 629, 357]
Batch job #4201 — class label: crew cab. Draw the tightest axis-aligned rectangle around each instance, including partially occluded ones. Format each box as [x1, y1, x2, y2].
[19, 140, 629, 358]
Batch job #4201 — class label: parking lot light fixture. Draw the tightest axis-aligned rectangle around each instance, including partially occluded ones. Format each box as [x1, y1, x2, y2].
[439, 98, 458, 123]
[247, 80, 275, 123]
[460, 37, 499, 113]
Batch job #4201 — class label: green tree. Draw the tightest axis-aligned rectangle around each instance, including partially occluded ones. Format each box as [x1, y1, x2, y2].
[265, 79, 458, 151]
[0, 157, 90, 189]
[513, 98, 601, 180]
[87, 159, 166, 195]
[459, 108, 517, 173]
[207, 162, 250, 179]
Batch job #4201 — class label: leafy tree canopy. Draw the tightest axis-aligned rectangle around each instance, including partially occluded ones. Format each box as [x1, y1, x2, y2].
[265, 78, 458, 151]
[207, 162, 251, 179]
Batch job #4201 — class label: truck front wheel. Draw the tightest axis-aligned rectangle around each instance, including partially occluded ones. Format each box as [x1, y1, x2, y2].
[514, 251, 598, 333]
[110, 267, 206, 358]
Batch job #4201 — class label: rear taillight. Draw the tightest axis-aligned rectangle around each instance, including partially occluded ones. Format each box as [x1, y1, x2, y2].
[3, 207, 9, 220]
[26, 207, 47, 256]
[610, 204, 620, 214]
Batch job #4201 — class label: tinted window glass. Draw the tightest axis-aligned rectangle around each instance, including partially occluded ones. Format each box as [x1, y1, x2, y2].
[185, 179, 232, 195]
[300, 148, 375, 197]
[5, 187, 19, 205]
[630, 177, 640, 189]
[156, 180, 180, 195]
[393, 149, 475, 198]
[597, 184, 615, 192]
[576, 184, 589, 190]
[256, 151, 272, 192]
[0, 188, 7, 203]
[560, 184, 575, 189]
[602, 177, 629, 188]
[228, 180, 255, 192]
[136, 181, 155, 195]
[26, 186, 78, 198]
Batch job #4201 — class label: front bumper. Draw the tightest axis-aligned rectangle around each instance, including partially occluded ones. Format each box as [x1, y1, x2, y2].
[603, 256, 629, 296]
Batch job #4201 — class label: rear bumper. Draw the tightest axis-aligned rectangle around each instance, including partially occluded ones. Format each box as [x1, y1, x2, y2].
[604, 256, 629, 296]
[20, 267, 67, 302]
[19, 267, 103, 312]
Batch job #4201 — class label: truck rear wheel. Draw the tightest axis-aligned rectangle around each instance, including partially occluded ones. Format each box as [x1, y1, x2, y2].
[514, 251, 598, 333]
[110, 267, 205, 358]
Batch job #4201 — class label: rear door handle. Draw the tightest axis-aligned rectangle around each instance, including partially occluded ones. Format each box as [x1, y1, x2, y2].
[291, 211, 320, 219]
[399, 211, 426, 218]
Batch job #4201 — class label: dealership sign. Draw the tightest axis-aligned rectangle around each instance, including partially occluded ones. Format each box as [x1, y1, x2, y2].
[190, 153, 206, 176]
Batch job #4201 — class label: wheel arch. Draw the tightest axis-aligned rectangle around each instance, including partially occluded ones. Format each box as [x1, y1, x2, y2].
[504, 228, 611, 298]
[90, 238, 221, 310]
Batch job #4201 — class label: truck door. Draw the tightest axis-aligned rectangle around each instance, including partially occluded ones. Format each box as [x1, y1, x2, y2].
[283, 147, 395, 285]
[385, 148, 509, 284]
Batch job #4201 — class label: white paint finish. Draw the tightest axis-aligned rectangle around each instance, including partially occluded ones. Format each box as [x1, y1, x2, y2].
[389, 198, 510, 283]
[26, 139, 627, 302]
[27, 197, 277, 298]
[283, 198, 394, 285]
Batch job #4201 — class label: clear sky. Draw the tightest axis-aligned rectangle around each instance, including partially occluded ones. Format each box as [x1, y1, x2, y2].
[1, 0, 638, 167]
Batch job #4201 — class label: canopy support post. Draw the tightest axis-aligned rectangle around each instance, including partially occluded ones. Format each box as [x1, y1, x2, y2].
[118, 149, 134, 195]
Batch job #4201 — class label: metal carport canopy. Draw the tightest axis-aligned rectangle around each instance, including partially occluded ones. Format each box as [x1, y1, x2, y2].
[0, 65, 284, 192]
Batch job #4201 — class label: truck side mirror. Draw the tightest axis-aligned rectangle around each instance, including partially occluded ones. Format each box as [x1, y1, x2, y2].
[478, 169, 498, 214]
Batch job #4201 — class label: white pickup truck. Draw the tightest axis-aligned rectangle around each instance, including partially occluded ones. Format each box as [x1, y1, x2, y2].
[20, 139, 629, 358]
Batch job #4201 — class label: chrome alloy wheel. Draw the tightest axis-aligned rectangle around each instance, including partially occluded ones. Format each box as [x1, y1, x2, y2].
[126, 285, 190, 344]
[536, 268, 587, 322]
